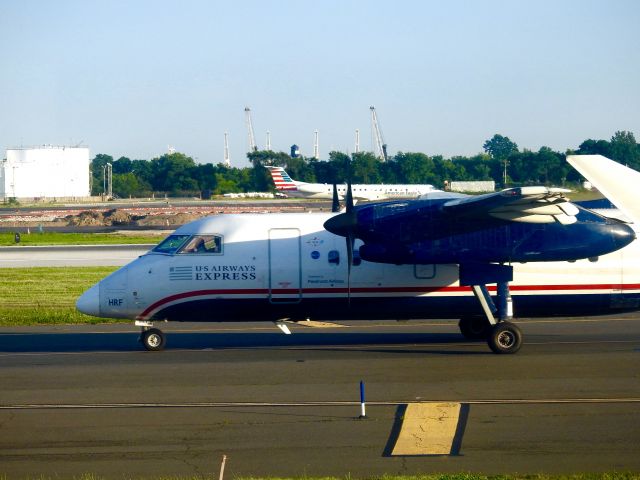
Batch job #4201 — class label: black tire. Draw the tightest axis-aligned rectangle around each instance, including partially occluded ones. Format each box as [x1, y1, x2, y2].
[458, 316, 490, 340]
[141, 328, 166, 351]
[487, 321, 522, 354]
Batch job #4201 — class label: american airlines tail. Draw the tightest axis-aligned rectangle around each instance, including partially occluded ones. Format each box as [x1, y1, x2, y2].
[265, 166, 301, 193]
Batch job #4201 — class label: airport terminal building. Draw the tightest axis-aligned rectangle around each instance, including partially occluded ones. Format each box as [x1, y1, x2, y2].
[0, 145, 91, 200]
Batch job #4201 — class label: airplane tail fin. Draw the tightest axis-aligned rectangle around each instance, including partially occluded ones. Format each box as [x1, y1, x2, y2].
[567, 154, 640, 225]
[265, 166, 299, 192]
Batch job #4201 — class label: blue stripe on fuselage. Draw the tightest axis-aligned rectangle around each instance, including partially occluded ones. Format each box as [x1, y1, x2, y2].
[149, 292, 640, 322]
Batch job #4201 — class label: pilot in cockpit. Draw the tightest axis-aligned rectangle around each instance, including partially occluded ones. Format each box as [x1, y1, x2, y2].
[181, 235, 221, 254]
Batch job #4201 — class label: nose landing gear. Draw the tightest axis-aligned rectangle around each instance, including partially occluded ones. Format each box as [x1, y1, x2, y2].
[136, 321, 166, 351]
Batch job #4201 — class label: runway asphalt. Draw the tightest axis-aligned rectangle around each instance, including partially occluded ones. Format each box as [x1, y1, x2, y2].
[1, 316, 639, 478]
[0, 244, 153, 267]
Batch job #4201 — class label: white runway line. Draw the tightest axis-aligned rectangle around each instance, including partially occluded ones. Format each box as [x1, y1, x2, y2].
[2, 397, 640, 410]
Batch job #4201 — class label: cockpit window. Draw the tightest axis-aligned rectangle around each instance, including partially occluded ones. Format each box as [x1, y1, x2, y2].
[152, 234, 190, 254]
[178, 235, 223, 255]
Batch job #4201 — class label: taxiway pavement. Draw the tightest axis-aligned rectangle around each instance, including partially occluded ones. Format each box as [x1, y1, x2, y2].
[0, 316, 639, 478]
[0, 244, 152, 267]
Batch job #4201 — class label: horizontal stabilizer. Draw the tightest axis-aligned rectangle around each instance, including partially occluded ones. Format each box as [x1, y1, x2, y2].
[567, 155, 640, 225]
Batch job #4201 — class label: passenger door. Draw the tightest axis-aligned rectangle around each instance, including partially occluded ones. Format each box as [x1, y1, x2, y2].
[269, 228, 302, 303]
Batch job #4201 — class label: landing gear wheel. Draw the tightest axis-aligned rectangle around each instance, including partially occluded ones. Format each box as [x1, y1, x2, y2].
[141, 328, 166, 351]
[458, 316, 490, 340]
[487, 321, 522, 354]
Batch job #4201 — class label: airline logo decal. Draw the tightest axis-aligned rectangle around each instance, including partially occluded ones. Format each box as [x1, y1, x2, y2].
[306, 236, 324, 247]
[169, 266, 193, 281]
[170, 265, 256, 281]
[269, 168, 297, 191]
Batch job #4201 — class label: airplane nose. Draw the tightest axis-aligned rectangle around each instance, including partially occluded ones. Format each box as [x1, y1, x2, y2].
[611, 223, 636, 250]
[76, 284, 100, 317]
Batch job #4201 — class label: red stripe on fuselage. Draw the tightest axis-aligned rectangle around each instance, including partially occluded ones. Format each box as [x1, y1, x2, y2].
[139, 288, 266, 318]
[137, 283, 640, 319]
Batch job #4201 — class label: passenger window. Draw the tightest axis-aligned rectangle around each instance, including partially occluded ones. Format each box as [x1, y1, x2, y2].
[179, 235, 223, 254]
[414, 264, 435, 279]
[328, 249, 361, 266]
[353, 248, 362, 266]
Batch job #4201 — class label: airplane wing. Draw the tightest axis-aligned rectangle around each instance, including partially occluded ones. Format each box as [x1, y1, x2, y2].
[567, 154, 640, 225]
[324, 182, 634, 265]
[441, 186, 578, 225]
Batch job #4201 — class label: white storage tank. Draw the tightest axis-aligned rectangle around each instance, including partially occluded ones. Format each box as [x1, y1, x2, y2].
[1, 145, 90, 200]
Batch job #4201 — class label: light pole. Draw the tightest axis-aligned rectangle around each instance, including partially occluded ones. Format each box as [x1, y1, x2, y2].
[102, 163, 113, 199]
[503, 159, 508, 187]
[107, 163, 112, 199]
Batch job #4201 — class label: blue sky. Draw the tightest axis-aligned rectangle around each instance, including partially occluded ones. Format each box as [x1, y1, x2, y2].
[1, 0, 639, 167]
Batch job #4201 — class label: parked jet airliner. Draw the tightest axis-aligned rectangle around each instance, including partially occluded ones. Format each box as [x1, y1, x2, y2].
[77, 156, 639, 354]
[266, 165, 438, 200]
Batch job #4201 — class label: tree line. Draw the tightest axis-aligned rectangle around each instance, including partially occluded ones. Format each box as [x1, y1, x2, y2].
[90, 131, 640, 198]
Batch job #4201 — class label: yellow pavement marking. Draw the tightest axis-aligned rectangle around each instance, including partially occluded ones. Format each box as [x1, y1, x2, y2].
[391, 402, 463, 456]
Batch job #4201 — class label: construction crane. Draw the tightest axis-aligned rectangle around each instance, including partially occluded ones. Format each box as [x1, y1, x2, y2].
[313, 130, 319, 159]
[370, 106, 388, 161]
[223, 132, 231, 167]
[244, 107, 258, 152]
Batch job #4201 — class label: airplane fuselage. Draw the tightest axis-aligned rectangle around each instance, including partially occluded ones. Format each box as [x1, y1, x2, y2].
[77, 212, 640, 324]
[266, 165, 438, 200]
[286, 183, 436, 201]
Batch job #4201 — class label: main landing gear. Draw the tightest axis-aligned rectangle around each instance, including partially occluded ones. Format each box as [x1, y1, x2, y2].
[487, 321, 522, 354]
[458, 274, 523, 354]
[136, 321, 166, 351]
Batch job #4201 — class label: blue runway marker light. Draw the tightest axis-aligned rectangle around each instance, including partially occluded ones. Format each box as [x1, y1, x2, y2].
[359, 380, 367, 419]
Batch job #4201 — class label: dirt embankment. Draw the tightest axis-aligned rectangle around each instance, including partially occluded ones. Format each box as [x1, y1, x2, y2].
[66, 209, 204, 227]
[0, 204, 310, 228]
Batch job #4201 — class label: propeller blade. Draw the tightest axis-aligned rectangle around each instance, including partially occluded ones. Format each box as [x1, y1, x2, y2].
[331, 183, 340, 212]
[325, 160, 356, 237]
[346, 234, 353, 305]
[346, 235, 353, 277]
[327, 155, 356, 305]
[345, 180, 354, 213]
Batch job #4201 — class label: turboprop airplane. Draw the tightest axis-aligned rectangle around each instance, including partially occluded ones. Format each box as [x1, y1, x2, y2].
[266, 165, 438, 200]
[77, 162, 639, 354]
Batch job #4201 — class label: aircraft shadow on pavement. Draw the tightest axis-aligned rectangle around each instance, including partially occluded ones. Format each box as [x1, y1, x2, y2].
[0, 331, 486, 355]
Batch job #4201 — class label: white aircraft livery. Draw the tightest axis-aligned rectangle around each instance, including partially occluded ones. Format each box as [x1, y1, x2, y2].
[77, 156, 640, 354]
[266, 165, 438, 200]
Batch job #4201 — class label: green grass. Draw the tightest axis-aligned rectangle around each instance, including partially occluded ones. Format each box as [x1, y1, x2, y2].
[565, 190, 605, 202]
[0, 266, 121, 326]
[0, 231, 165, 246]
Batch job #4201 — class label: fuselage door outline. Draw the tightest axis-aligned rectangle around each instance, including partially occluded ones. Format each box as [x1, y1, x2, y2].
[268, 228, 303, 304]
